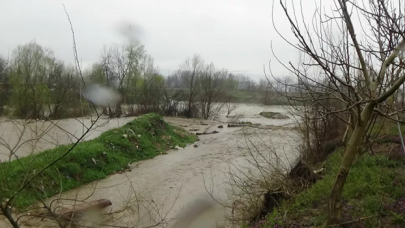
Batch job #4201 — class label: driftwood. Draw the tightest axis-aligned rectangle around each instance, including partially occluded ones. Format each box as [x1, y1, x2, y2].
[196, 130, 219, 135]
[228, 124, 248, 128]
[227, 123, 260, 128]
[55, 199, 112, 221]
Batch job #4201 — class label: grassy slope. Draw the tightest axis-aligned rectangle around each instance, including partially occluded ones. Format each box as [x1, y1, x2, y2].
[1, 113, 196, 209]
[256, 122, 405, 227]
[262, 152, 405, 227]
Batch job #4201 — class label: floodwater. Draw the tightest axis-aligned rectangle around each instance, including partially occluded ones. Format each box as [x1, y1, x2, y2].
[0, 104, 300, 228]
[0, 116, 135, 162]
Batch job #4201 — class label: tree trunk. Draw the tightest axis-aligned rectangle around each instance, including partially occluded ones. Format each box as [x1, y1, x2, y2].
[187, 99, 192, 118]
[1, 205, 19, 228]
[327, 102, 375, 224]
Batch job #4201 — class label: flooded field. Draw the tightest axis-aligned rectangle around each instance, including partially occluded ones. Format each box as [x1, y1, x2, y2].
[0, 104, 300, 228]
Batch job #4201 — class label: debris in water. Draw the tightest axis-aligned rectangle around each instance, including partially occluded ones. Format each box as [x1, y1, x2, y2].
[55, 199, 112, 221]
[196, 130, 219, 135]
[259, 111, 290, 119]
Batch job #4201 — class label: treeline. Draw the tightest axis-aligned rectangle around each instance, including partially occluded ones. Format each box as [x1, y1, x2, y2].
[0, 41, 289, 120]
[0, 43, 83, 119]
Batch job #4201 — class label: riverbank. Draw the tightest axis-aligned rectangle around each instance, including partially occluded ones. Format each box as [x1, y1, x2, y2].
[0, 114, 196, 209]
[0, 104, 300, 228]
[0, 104, 294, 162]
[252, 121, 405, 228]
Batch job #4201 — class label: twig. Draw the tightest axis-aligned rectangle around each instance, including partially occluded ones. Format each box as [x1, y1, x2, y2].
[328, 215, 376, 227]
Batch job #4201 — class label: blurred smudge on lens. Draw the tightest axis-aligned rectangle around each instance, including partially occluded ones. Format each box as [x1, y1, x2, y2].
[83, 84, 121, 107]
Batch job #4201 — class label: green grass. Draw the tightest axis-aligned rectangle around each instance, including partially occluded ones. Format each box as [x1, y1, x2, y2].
[0, 113, 196, 210]
[229, 90, 261, 100]
[260, 150, 405, 227]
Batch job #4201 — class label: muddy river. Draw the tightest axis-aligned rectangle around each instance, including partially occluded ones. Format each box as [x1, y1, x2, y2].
[0, 104, 300, 228]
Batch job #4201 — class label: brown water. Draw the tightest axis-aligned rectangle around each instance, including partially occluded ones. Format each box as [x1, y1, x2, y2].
[0, 116, 135, 162]
[0, 104, 300, 228]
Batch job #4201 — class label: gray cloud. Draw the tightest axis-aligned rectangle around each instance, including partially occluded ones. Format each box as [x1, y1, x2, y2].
[0, 0, 326, 80]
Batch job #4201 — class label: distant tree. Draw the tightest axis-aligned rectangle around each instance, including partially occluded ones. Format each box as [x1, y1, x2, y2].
[86, 63, 108, 85]
[225, 95, 238, 117]
[199, 63, 226, 119]
[8, 42, 84, 119]
[101, 42, 144, 96]
[0, 56, 9, 114]
[259, 78, 270, 105]
[0, 56, 7, 82]
[88, 41, 145, 116]
[136, 55, 165, 113]
[225, 73, 239, 91]
[46, 64, 83, 118]
[165, 74, 181, 88]
[8, 42, 55, 119]
[178, 55, 204, 118]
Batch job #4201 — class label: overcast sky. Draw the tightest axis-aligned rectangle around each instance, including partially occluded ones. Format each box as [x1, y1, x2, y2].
[0, 0, 327, 80]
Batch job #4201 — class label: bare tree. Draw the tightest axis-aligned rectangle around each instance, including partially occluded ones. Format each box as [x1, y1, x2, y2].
[136, 55, 165, 114]
[0, 56, 9, 115]
[258, 78, 271, 105]
[271, 0, 405, 224]
[178, 55, 204, 118]
[225, 96, 238, 118]
[199, 63, 226, 119]
[96, 42, 145, 117]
